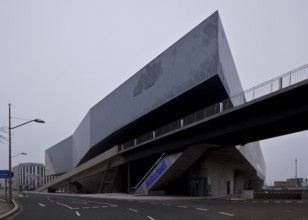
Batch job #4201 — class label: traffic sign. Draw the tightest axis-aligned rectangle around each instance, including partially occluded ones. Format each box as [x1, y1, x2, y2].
[0, 170, 13, 179]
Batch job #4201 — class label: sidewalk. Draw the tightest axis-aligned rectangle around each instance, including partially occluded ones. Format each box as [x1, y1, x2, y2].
[0, 190, 20, 220]
[0, 199, 13, 216]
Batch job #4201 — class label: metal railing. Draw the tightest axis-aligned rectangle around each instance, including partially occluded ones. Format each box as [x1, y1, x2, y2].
[118, 64, 308, 153]
[254, 190, 302, 200]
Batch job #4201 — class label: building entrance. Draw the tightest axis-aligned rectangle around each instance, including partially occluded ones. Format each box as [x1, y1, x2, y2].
[189, 177, 209, 196]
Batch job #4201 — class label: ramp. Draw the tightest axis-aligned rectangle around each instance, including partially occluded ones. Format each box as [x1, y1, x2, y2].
[134, 144, 217, 195]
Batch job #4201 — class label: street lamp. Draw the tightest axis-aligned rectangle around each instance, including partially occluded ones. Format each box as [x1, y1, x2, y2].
[8, 103, 45, 204]
[11, 152, 27, 158]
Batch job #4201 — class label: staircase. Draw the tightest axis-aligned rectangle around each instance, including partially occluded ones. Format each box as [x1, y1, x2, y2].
[133, 144, 216, 195]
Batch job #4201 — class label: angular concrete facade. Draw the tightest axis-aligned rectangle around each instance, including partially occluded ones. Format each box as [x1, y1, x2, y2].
[44, 11, 266, 197]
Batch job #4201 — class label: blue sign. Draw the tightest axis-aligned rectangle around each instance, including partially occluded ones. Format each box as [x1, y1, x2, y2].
[146, 160, 167, 188]
[0, 170, 13, 179]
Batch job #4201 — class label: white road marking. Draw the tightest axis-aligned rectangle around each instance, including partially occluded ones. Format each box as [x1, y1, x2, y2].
[92, 206, 99, 208]
[128, 208, 138, 213]
[178, 205, 188, 208]
[274, 201, 281, 204]
[72, 201, 88, 204]
[101, 205, 108, 208]
[196, 208, 208, 211]
[47, 196, 54, 202]
[51, 196, 118, 207]
[38, 203, 45, 207]
[75, 211, 80, 217]
[147, 216, 155, 220]
[297, 201, 304, 204]
[56, 202, 74, 210]
[219, 212, 235, 217]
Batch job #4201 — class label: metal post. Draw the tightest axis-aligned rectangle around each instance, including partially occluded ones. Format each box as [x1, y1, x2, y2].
[295, 158, 298, 188]
[278, 77, 283, 90]
[67, 180, 70, 193]
[4, 178, 7, 202]
[219, 102, 223, 112]
[127, 163, 130, 193]
[8, 103, 12, 204]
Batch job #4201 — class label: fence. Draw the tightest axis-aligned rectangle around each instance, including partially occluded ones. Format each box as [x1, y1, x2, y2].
[254, 190, 302, 199]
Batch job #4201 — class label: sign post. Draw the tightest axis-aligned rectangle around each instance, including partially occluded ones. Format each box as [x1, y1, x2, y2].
[0, 170, 11, 179]
[5, 178, 7, 202]
[0, 170, 10, 203]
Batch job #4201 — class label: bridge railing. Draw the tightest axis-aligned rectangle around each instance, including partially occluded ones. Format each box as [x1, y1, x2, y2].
[118, 64, 308, 153]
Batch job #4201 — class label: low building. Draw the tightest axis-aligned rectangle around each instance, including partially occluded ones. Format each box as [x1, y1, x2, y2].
[12, 163, 57, 191]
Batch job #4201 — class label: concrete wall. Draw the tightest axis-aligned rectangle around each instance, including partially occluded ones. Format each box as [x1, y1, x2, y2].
[188, 156, 235, 197]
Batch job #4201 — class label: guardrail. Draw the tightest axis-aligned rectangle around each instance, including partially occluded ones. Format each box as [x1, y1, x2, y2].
[254, 190, 303, 199]
[118, 64, 308, 153]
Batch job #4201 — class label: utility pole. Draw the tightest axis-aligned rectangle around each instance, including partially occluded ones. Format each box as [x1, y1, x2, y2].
[295, 158, 297, 179]
[295, 158, 298, 188]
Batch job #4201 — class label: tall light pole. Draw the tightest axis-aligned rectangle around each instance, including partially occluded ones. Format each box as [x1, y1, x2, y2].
[4, 152, 27, 201]
[8, 103, 45, 204]
[11, 152, 27, 158]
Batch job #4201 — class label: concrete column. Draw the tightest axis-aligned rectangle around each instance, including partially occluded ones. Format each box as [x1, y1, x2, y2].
[67, 180, 70, 193]
[127, 163, 131, 193]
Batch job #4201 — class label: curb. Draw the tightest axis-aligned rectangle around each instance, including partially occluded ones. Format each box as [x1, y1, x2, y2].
[0, 199, 20, 220]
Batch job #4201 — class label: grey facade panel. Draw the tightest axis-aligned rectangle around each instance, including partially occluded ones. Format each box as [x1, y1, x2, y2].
[90, 11, 219, 149]
[72, 111, 91, 167]
[236, 142, 266, 180]
[217, 15, 244, 104]
[45, 136, 73, 175]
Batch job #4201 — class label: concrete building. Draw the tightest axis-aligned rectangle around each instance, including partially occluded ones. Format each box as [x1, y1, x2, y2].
[43, 11, 266, 197]
[12, 163, 56, 191]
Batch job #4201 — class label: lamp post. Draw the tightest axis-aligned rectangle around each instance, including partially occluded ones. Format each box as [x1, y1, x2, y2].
[11, 152, 27, 158]
[8, 103, 45, 204]
[4, 152, 27, 201]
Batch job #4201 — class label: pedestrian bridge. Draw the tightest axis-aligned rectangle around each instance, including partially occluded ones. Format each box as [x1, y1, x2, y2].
[119, 64, 308, 156]
[37, 64, 308, 193]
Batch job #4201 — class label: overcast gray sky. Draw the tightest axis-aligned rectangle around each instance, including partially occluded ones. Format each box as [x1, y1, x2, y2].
[0, 0, 307, 185]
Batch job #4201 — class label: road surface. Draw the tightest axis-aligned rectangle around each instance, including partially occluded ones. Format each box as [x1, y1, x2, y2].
[8, 193, 308, 220]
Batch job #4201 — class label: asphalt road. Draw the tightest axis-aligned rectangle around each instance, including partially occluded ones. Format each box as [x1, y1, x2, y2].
[8, 193, 308, 220]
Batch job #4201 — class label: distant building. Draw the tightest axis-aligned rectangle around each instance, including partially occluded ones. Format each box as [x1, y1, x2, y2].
[12, 163, 57, 191]
[287, 178, 308, 189]
[274, 180, 297, 189]
[274, 178, 308, 190]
